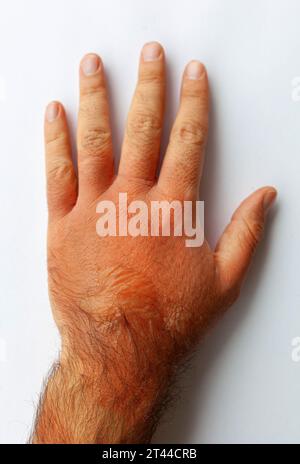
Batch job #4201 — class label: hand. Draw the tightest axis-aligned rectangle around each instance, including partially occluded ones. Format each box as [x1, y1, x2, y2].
[33, 42, 276, 444]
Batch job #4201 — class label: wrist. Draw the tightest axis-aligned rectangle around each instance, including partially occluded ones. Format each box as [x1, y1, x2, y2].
[33, 354, 171, 444]
[35, 304, 176, 443]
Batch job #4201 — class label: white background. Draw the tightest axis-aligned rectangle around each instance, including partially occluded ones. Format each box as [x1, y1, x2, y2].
[0, 0, 299, 444]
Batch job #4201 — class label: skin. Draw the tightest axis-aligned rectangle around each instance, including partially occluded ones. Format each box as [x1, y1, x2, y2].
[32, 42, 277, 444]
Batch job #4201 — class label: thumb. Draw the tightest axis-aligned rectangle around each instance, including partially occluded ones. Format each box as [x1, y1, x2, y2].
[214, 186, 277, 296]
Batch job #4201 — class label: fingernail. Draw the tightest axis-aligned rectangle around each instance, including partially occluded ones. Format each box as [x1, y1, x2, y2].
[186, 61, 205, 80]
[81, 54, 101, 76]
[142, 42, 162, 61]
[46, 102, 59, 122]
[263, 189, 277, 211]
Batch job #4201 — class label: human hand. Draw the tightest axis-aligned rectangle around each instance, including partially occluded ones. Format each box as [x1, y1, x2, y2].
[34, 42, 276, 443]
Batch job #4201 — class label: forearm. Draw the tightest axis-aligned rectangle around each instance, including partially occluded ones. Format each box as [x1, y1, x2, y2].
[32, 363, 166, 443]
[32, 344, 172, 443]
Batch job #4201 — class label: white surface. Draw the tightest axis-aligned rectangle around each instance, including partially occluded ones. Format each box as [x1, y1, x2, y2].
[0, 0, 299, 444]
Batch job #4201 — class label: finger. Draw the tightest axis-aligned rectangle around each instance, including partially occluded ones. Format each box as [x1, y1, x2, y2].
[45, 101, 77, 221]
[119, 41, 165, 183]
[77, 53, 114, 198]
[214, 187, 277, 297]
[158, 61, 209, 199]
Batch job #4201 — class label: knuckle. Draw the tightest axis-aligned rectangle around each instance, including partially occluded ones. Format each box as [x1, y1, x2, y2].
[46, 132, 69, 155]
[139, 67, 164, 85]
[47, 159, 74, 184]
[183, 84, 209, 101]
[173, 120, 207, 147]
[126, 111, 161, 145]
[80, 127, 111, 156]
[240, 217, 264, 252]
[80, 85, 106, 99]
